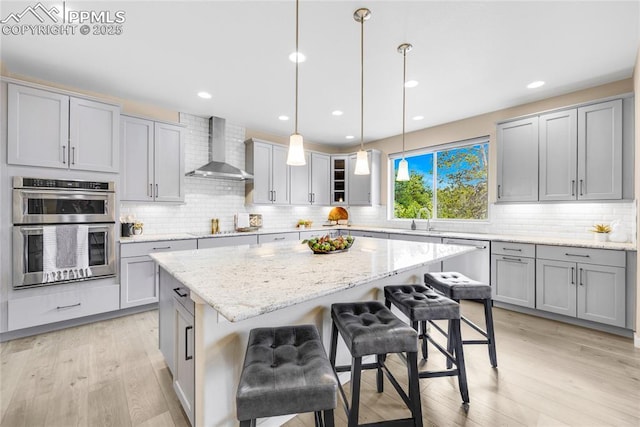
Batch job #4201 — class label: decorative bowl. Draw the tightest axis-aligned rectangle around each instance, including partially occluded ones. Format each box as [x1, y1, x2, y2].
[302, 235, 355, 254]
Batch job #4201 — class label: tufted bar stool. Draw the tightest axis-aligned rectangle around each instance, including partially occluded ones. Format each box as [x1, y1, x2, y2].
[236, 325, 337, 427]
[384, 285, 469, 405]
[424, 272, 497, 368]
[329, 301, 423, 427]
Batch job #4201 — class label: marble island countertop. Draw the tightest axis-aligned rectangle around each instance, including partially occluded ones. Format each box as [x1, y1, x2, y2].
[150, 237, 475, 322]
[121, 225, 636, 251]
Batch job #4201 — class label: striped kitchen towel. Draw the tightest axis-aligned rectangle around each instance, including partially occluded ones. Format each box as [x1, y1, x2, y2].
[42, 225, 92, 283]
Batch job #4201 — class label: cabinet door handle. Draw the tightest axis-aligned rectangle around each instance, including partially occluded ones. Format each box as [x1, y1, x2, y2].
[503, 247, 522, 252]
[71, 147, 76, 165]
[502, 256, 522, 262]
[155, 184, 159, 198]
[579, 268, 584, 286]
[56, 302, 81, 310]
[579, 179, 584, 196]
[571, 180, 576, 196]
[565, 253, 589, 258]
[153, 246, 171, 250]
[185, 325, 193, 361]
[497, 184, 501, 199]
[173, 287, 188, 297]
[149, 183, 153, 198]
[571, 267, 575, 285]
[62, 145, 67, 164]
[312, 193, 315, 203]
[273, 190, 276, 201]
[475, 245, 487, 249]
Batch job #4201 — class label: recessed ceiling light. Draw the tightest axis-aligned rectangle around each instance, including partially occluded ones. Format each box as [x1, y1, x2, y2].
[332, 110, 343, 116]
[404, 80, 419, 88]
[197, 91, 212, 99]
[345, 135, 355, 140]
[289, 52, 306, 63]
[527, 80, 545, 89]
[412, 115, 424, 121]
[278, 115, 289, 121]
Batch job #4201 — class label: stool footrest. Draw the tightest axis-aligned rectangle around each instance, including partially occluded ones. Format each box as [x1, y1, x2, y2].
[463, 339, 490, 345]
[334, 362, 380, 373]
[461, 315, 489, 337]
[358, 419, 416, 427]
[419, 370, 461, 379]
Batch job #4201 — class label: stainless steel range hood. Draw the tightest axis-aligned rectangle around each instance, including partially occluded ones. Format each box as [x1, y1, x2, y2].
[185, 116, 253, 181]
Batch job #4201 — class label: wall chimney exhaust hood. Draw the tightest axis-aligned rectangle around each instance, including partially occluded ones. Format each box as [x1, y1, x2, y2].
[185, 116, 253, 181]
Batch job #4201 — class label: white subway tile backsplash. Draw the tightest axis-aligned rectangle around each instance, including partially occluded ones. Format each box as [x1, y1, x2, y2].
[122, 113, 636, 242]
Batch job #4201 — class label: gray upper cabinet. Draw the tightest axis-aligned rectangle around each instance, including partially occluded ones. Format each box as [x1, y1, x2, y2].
[539, 109, 578, 201]
[348, 150, 381, 206]
[69, 97, 120, 173]
[496, 117, 539, 202]
[577, 99, 622, 200]
[8, 83, 119, 172]
[154, 122, 185, 202]
[289, 152, 330, 205]
[121, 116, 185, 202]
[539, 100, 622, 201]
[245, 139, 290, 205]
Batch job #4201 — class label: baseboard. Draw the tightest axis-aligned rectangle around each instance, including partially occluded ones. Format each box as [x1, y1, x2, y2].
[635, 332, 640, 348]
[0, 303, 158, 342]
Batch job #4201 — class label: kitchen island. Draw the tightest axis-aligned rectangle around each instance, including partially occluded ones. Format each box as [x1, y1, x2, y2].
[151, 237, 475, 427]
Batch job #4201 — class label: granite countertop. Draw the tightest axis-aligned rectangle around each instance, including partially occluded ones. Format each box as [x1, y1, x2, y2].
[122, 226, 636, 251]
[150, 237, 475, 322]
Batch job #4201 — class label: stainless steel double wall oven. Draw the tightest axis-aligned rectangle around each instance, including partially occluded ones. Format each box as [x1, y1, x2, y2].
[12, 177, 117, 288]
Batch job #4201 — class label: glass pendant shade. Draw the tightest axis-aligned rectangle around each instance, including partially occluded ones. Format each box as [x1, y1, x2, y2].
[287, 133, 306, 166]
[354, 149, 370, 175]
[396, 158, 410, 181]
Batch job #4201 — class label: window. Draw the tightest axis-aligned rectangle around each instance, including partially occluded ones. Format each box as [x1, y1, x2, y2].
[391, 138, 489, 220]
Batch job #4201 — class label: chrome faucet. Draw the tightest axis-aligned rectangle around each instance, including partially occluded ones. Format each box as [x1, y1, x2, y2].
[417, 207, 433, 231]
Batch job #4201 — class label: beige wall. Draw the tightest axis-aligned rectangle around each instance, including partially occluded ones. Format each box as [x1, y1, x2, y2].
[360, 79, 633, 203]
[0, 67, 180, 123]
[635, 48, 640, 343]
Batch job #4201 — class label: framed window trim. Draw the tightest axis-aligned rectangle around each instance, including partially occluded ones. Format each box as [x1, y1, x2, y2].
[388, 135, 490, 223]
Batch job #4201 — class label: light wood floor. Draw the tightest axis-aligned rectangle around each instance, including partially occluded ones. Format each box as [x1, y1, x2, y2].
[1, 302, 639, 427]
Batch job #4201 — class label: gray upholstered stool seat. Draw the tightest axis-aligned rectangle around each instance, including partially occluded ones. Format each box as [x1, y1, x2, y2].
[425, 272, 498, 368]
[329, 301, 423, 427]
[236, 325, 337, 427]
[384, 285, 469, 405]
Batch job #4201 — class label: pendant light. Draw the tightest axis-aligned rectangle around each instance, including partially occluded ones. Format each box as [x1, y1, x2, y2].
[286, 0, 306, 166]
[396, 43, 413, 182]
[353, 8, 371, 175]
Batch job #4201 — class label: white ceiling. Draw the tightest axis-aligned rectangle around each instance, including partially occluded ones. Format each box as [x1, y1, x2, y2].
[1, 1, 639, 146]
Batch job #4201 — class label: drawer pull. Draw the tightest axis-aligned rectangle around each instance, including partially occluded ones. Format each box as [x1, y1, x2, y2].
[153, 246, 172, 250]
[185, 325, 193, 361]
[502, 256, 522, 262]
[173, 287, 188, 298]
[475, 245, 487, 250]
[503, 247, 522, 252]
[565, 253, 589, 258]
[274, 237, 285, 241]
[56, 302, 81, 310]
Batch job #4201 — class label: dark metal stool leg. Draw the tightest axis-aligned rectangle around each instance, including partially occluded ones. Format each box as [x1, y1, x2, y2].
[349, 357, 362, 427]
[329, 323, 339, 367]
[406, 351, 423, 427]
[451, 319, 469, 404]
[376, 354, 384, 393]
[323, 409, 335, 427]
[446, 316, 455, 370]
[420, 321, 428, 360]
[484, 299, 498, 367]
[240, 421, 252, 427]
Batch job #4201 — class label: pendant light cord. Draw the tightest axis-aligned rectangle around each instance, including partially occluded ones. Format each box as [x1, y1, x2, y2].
[402, 48, 406, 157]
[360, 13, 364, 150]
[294, 0, 299, 135]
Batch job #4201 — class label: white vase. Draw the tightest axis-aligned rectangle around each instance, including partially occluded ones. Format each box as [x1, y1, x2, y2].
[593, 233, 608, 242]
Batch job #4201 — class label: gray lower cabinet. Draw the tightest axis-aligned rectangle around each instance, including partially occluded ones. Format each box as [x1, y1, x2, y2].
[536, 245, 626, 327]
[491, 242, 536, 308]
[120, 239, 197, 309]
[347, 230, 389, 239]
[198, 234, 258, 249]
[159, 268, 195, 426]
[257, 232, 299, 244]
